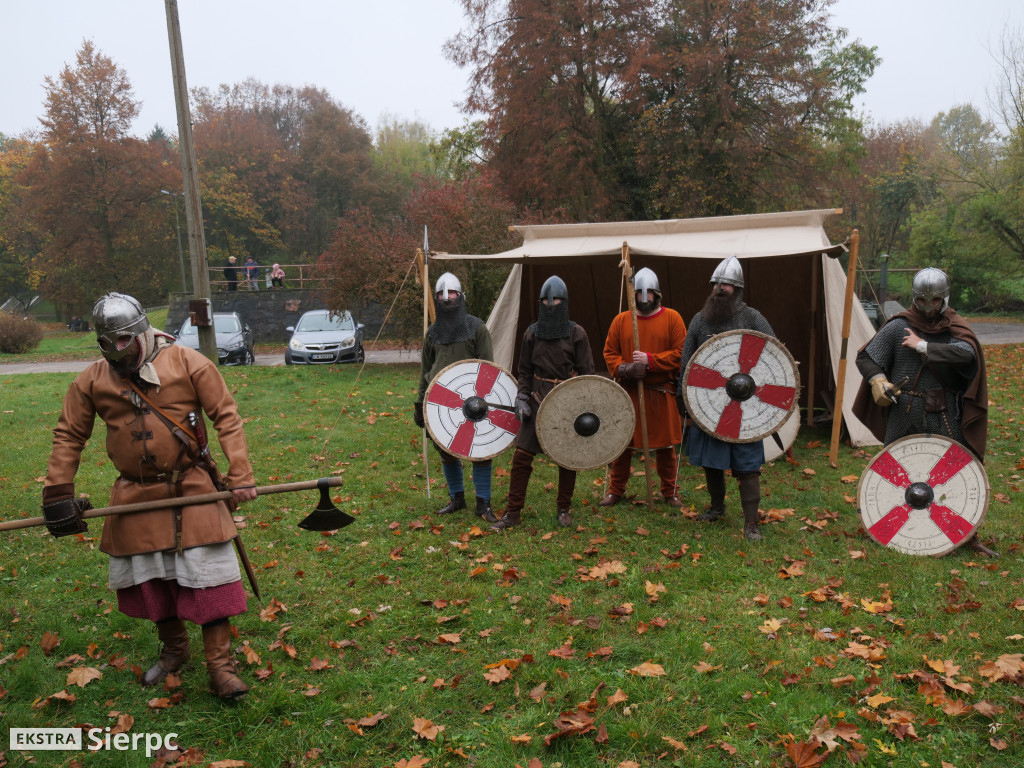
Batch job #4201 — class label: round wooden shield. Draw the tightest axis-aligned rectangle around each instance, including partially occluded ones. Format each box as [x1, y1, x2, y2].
[424, 359, 521, 460]
[763, 409, 800, 463]
[858, 434, 989, 557]
[535, 375, 636, 471]
[682, 330, 800, 444]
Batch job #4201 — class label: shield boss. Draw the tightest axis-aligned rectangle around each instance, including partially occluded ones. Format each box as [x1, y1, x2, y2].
[858, 434, 989, 556]
[425, 359, 520, 460]
[535, 375, 636, 471]
[682, 330, 800, 443]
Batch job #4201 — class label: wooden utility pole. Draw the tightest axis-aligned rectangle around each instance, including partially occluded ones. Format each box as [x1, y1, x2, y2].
[165, 0, 216, 362]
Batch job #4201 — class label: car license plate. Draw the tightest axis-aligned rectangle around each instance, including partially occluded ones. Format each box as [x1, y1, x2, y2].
[311, 353, 334, 361]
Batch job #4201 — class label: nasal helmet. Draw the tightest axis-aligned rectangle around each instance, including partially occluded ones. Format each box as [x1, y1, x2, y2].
[92, 292, 150, 363]
[710, 255, 744, 288]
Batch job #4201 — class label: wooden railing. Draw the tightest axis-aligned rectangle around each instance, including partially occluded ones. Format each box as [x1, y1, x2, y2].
[208, 263, 328, 291]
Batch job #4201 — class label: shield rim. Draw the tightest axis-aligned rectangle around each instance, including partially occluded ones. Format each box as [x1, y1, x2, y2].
[857, 433, 990, 557]
[682, 329, 801, 444]
[424, 359, 520, 461]
[535, 374, 636, 471]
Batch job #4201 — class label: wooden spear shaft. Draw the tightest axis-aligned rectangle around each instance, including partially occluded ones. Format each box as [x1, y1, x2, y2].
[417, 246, 432, 499]
[621, 243, 655, 509]
[829, 230, 860, 468]
[0, 477, 343, 532]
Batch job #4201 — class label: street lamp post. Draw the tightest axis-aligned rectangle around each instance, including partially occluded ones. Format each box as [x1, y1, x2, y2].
[161, 190, 189, 293]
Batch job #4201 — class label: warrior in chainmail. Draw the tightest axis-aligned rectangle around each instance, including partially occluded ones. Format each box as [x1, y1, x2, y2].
[414, 273, 497, 522]
[853, 267, 995, 556]
[491, 275, 594, 531]
[678, 255, 775, 541]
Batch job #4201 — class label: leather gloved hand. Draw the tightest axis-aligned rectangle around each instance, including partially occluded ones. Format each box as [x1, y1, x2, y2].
[617, 362, 647, 381]
[514, 394, 532, 422]
[42, 495, 91, 537]
[869, 375, 898, 407]
[413, 401, 425, 429]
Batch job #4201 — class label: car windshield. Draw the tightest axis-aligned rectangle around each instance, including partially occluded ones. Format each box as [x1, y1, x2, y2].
[179, 315, 241, 336]
[296, 312, 354, 332]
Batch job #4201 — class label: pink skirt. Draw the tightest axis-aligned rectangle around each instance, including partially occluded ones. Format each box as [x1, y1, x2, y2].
[116, 578, 247, 625]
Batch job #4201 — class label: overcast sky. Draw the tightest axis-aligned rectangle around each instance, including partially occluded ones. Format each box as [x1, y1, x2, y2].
[2, 0, 1023, 141]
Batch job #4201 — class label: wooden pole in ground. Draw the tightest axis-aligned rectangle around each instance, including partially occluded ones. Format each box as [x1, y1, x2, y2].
[829, 230, 860, 468]
[620, 243, 655, 509]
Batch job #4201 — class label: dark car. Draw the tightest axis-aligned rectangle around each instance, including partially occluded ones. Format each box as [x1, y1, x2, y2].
[285, 309, 364, 365]
[175, 312, 255, 366]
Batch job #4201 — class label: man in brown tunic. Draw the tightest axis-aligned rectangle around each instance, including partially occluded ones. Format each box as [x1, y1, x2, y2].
[42, 293, 257, 699]
[491, 276, 595, 530]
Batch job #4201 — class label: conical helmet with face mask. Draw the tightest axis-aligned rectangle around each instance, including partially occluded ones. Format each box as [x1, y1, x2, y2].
[92, 292, 150, 369]
[535, 275, 572, 339]
[912, 267, 950, 317]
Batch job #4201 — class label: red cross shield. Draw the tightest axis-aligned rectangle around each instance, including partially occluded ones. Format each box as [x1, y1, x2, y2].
[857, 434, 989, 556]
[682, 330, 800, 444]
[424, 359, 521, 460]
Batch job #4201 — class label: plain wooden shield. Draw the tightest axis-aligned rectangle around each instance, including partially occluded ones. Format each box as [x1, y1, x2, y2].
[858, 434, 989, 556]
[535, 375, 636, 471]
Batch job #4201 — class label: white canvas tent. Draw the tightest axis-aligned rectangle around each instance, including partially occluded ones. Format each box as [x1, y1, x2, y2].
[432, 208, 878, 447]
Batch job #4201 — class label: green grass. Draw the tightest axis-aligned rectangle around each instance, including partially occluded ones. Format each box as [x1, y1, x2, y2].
[0, 350, 1022, 768]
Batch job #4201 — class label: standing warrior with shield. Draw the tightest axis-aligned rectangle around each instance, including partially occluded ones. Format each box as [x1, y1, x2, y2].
[680, 256, 776, 541]
[413, 273, 498, 523]
[852, 267, 996, 557]
[41, 293, 257, 700]
[601, 267, 687, 508]
[491, 276, 595, 530]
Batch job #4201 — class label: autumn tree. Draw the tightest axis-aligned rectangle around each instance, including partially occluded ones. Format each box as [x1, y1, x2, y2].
[318, 175, 522, 340]
[191, 80, 375, 263]
[0, 134, 37, 301]
[909, 104, 1022, 310]
[446, 0, 654, 221]
[632, 0, 877, 217]
[16, 40, 178, 313]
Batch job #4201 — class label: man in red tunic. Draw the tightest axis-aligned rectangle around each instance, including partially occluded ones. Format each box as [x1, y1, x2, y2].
[601, 268, 687, 507]
[42, 293, 257, 700]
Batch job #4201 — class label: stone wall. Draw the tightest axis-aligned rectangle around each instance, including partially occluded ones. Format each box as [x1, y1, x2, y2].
[165, 290, 385, 343]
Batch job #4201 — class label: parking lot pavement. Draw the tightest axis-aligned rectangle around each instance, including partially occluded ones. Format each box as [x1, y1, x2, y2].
[0, 348, 423, 375]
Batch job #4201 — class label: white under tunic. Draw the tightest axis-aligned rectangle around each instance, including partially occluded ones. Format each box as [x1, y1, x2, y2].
[108, 542, 241, 590]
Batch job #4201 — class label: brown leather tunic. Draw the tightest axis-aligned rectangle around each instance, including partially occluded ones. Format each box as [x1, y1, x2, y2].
[45, 344, 255, 556]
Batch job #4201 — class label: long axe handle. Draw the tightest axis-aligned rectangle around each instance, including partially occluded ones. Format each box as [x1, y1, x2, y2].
[0, 477, 344, 532]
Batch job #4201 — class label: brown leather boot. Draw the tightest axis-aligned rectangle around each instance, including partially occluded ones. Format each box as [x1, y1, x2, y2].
[201, 621, 248, 700]
[598, 494, 621, 507]
[737, 474, 762, 542]
[556, 508, 572, 527]
[142, 618, 190, 686]
[490, 508, 522, 530]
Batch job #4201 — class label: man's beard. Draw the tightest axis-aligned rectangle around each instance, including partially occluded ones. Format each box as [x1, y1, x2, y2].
[703, 291, 736, 326]
[636, 296, 661, 314]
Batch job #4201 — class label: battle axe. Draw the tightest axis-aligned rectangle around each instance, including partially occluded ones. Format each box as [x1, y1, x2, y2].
[0, 477, 355, 533]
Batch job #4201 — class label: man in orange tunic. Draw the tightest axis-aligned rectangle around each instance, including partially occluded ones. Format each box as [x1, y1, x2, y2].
[601, 268, 687, 507]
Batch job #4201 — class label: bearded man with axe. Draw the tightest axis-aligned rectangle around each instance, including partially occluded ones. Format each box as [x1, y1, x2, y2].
[40, 293, 258, 700]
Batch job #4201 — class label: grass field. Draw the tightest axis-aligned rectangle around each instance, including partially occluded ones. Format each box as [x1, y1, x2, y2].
[0, 350, 1021, 768]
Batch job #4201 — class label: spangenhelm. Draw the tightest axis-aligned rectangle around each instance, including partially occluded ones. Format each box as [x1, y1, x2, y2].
[710, 255, 744, 288]
[633, 267, 660, 295]
[92, 293, 150, 363]
[535, 275, 572, 340]
[434, 272, 463, 300]
[912, 267, 950, 316]
[539, 275, 568, 303]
